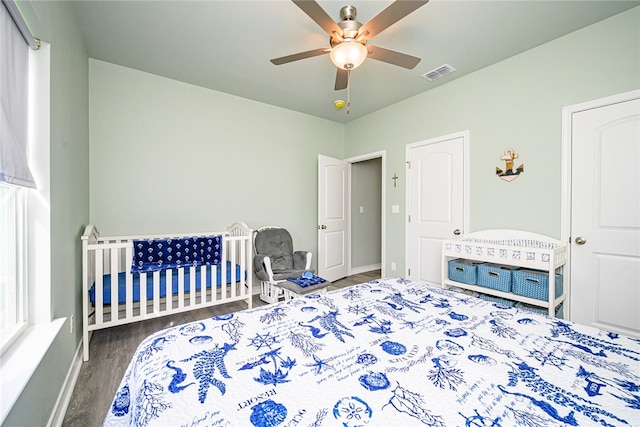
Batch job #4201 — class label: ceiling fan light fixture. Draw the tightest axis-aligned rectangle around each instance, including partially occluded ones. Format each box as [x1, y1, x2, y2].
[329, 41, 367, 70]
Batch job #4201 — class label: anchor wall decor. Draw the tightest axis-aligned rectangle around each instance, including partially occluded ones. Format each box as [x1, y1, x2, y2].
[496, 148, 524, 182]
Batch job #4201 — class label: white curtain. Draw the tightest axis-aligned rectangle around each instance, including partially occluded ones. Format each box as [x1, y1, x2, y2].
[0, 2, 36, 189]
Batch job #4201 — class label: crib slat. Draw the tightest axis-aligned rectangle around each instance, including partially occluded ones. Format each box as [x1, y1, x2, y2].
[209, 265, 217, 303]
[221, 247, 229, 301]
[125, 246, 133, 318]
[199, 265, 206, 305]
[166, 269, 173, 311]
[189, 266, 196, 307]
[230, 239, 237, 299]
[140, 272, 147, 317]
[110, 247, 119, 321]
[95, 249, 104, 326]
[153, 270, 160, 314]
[221, 255, 227, 301]
[178, 269, 185, 309]
[210, 265, 216, 304]
[239, 236, 246, 297]
[207, 265, 212, 304]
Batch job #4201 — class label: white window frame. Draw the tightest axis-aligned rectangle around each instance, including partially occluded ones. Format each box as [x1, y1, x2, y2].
[0, 0, 59, 421]
[0, 184, 28, 354]
[0, 0, 33, 355]
[0, 40, 59, 425]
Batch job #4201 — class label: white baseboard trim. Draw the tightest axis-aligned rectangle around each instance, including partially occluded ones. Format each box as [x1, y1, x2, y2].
[48, 340, 83, 427]
[350, 263, 381, 276]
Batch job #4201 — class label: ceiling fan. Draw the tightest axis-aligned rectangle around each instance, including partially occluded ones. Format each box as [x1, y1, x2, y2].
[271, 0, 429, 91]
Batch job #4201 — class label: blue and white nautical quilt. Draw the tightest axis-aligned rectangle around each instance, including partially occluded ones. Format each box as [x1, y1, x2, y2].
[103, 278, 640, 427]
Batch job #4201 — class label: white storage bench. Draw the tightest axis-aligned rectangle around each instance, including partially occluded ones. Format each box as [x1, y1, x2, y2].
[442, 229, 568, 317]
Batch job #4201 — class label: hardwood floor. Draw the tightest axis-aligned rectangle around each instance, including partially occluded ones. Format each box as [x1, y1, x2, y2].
[61, 270, 380, 427]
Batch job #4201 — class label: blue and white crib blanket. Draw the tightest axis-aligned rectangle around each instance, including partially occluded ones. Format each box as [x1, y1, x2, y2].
[131, 235, 222, 273]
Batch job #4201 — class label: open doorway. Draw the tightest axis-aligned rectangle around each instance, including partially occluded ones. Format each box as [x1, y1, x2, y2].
[347, 152, 385, 277]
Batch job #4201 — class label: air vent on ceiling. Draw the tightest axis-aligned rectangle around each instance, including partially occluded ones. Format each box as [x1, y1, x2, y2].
[422, 64, 456, 81]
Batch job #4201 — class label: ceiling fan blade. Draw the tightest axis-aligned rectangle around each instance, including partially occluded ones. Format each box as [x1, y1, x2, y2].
[367, 45, 421, 69]
[292, 0, 342, 37]
[270, 48, 329, 65]
[360, 0, 429, 39]
[334, 69, 348, 90]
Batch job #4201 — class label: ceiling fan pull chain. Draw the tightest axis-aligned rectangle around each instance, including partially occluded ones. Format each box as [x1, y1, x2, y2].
[347, 68, 351, 115]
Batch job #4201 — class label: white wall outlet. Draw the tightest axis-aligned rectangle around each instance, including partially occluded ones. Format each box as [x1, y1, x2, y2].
[391, 262, 397, 271]
[359, 206, 364, 213]
[392, 205, 400, 214]
[70, 315, 74, 333]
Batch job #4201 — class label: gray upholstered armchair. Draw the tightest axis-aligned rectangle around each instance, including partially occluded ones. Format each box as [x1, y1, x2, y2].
[254, 226, 313, 303]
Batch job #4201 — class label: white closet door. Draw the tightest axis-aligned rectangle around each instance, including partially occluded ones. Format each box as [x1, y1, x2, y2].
[406, 132, 466, 285]
[570, 95, 640, 337]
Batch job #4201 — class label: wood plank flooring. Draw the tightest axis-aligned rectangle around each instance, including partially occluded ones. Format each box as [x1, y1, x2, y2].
[62, 270, 381, 427]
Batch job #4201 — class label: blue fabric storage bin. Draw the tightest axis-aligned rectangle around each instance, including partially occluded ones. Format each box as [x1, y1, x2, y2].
[448, 259, 484, 284]
[512, 269, 563, 301]
[477, 264, 517, 292]
[516, 302, 564, 319]
[477, 293, 516, 307]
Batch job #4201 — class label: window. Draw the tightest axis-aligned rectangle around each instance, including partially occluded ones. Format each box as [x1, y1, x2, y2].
[0, 184, 27, 351]
[0, 0, 38, 354]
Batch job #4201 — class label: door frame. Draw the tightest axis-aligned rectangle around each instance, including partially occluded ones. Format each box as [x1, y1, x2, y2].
[345, 150, 386, 278]
[560, 88, 640, 319]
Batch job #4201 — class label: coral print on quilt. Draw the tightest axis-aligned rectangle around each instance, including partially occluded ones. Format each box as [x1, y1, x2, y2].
[103, 278, 640, 427]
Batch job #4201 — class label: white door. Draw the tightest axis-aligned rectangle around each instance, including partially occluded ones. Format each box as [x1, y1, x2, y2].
[318, 155, 348, 282]
[567, 92, 640, 337]
[406, 132, 467, 285]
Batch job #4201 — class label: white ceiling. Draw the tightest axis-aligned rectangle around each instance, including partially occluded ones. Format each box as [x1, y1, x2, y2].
[72, 0, 639, 123]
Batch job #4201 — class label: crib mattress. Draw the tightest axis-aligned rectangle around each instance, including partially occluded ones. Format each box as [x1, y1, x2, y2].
[89, 261, 243, 305]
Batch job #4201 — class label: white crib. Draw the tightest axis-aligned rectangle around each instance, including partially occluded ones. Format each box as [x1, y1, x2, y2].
[81, 222, 253, 361]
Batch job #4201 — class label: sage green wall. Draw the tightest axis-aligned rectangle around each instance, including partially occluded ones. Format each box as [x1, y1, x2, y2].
[351, 158, 382, 269]
[344, 7, 640, 276]
[4, 1, 89, 426]
[89, 60, 343, 256]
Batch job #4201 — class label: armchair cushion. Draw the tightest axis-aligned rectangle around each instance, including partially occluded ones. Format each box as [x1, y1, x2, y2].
[254, 227, 314, 281]
[271, 268, 313, 281]
[293, 251, 310, 270]
[275, 279, 330, 296]
[255, 228, 294, 270]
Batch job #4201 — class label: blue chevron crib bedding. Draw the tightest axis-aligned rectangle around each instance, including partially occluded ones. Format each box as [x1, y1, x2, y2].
[103, 277, 640, 427]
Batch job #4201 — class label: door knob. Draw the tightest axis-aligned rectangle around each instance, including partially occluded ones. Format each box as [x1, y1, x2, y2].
[318, 225, 327, 230]
[575, 237, 586, 245]
[453, 229, 462, 235]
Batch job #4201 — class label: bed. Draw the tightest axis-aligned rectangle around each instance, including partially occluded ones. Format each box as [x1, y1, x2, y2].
[102, 277, 639, 426]
[81, 222, 253, 362]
